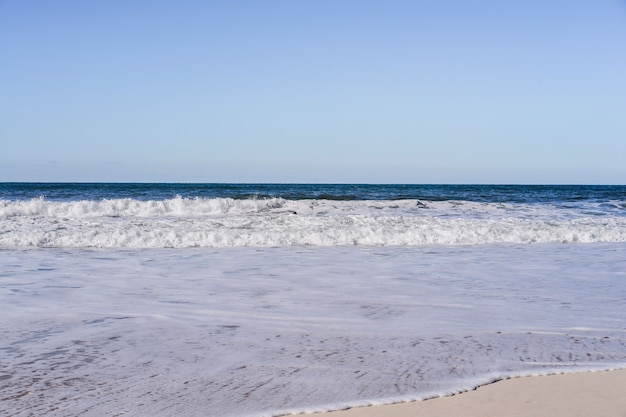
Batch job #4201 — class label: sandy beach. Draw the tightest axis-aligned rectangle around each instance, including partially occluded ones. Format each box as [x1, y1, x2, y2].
[315, 369, 626, 417]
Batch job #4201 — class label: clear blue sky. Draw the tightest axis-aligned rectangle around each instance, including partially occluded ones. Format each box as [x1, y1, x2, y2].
[1, 1, 625, 184]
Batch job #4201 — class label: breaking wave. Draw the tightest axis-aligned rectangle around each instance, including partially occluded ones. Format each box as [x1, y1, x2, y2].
[1, 197, 625, 248]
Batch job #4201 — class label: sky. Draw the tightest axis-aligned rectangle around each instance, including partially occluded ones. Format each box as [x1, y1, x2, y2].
[1, 1, 625, 184]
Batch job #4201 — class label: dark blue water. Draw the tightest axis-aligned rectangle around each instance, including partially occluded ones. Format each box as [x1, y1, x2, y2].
[1, 183, 625, 203]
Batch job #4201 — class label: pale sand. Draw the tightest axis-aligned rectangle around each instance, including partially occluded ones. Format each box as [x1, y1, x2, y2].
[314, 369, 626, 417]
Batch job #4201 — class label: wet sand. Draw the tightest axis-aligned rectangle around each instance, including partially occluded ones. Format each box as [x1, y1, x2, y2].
[315, 369, 626, 417]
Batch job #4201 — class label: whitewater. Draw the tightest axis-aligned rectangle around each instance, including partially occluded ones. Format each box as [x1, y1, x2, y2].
[2, 195, 626, 248]
[1, 184, 625, 416]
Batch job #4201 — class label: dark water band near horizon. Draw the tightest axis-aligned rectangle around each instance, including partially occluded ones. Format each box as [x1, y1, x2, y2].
[2, 182, 626, 203]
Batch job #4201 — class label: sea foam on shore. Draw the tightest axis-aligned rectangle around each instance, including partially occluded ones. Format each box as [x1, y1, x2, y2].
[2, 244, 625, 416]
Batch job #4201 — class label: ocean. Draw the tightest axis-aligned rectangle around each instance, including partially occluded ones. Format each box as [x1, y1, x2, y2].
[1, 183, 625, 416]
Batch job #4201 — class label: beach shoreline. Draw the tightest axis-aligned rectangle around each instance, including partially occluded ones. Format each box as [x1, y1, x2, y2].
[305, 368, 626, 417]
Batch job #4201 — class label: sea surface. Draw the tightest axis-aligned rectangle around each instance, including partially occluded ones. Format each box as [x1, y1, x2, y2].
[1, 183, 626, 416]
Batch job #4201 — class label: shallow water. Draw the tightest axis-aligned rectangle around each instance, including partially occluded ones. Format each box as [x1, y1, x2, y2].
[2, 244, 625, 416]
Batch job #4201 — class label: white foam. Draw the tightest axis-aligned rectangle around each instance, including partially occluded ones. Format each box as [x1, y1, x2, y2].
[1, 197, 625, 248]
[0, 196, 288, 217]
[1, 244, 625, 416]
